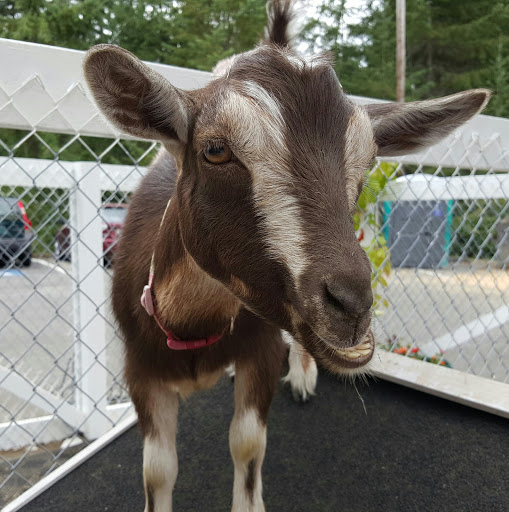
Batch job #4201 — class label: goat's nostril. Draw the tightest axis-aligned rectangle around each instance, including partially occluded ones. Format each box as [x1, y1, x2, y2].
[324, 284, 345, 312]
[324, 280, 372, 318]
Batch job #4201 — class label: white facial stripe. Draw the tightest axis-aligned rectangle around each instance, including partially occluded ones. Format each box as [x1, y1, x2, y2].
[218, 88, 309, 283]
[344, 107, 376, 208]
[253, 183, 308, 281]
[240, 81, 284, 126]
[218, 88, 284, 156]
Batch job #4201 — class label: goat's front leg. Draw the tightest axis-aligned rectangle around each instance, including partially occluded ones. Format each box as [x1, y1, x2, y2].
[229, 359, 281, 512]
[135, 381, 179, 512]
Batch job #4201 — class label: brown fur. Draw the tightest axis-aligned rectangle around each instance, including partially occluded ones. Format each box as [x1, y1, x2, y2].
[155, 253, 241, 336]
[83, 1, 491, 509]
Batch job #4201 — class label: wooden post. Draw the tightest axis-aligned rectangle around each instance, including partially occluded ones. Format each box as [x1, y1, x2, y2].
[396, 0, 406, 102]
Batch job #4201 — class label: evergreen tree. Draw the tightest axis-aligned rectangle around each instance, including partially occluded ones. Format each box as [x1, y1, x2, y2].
[0, 0, 267, 70]
[304, 0, 509, 117]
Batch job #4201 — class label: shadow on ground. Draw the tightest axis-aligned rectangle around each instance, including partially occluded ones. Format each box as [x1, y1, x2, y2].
[20, 371, 509, 512]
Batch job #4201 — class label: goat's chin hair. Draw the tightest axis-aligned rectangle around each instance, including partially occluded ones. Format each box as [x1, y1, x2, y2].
[321, 358, 374, 386]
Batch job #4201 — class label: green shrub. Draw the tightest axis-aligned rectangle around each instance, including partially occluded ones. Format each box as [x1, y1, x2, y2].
[450, 199, 507, 260]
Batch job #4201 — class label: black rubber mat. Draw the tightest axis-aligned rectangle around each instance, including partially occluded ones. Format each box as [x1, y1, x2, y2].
[21, 372, 509, 512]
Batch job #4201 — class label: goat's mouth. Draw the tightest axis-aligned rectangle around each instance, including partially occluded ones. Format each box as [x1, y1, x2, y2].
[296, 325, 375, 371]
[325, 330, 375, 369]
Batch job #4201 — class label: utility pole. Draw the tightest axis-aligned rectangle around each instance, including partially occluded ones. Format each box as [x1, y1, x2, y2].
[396, 0, 406, 102]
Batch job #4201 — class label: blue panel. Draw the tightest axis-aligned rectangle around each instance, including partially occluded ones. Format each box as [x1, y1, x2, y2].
[0, 269, 22, 277]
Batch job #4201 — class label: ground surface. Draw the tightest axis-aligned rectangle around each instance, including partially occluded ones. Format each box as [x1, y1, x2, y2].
[20, 373, 509, 512]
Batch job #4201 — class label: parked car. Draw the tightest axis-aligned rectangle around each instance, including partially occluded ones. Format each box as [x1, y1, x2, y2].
[0, 197, 34, 267]
[54, 203, 128, 266]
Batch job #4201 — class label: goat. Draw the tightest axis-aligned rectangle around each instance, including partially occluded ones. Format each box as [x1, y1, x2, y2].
[83, 1, 490, 510]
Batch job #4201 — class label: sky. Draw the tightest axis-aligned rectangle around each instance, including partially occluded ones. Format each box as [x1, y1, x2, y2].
[302, 0, 368, 25]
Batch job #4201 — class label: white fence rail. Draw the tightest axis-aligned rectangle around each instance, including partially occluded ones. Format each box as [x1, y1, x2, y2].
[1, 38, 509, 507]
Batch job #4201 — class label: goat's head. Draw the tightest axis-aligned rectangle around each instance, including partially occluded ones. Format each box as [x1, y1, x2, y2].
[84, 1, 490, 375]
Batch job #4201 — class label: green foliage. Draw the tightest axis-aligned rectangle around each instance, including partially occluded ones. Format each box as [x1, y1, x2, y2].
[0, 0, 266, 69]
[0, 129, 158, 165]
[164, 0, 266, 71]
[355, 162, 397, 313]
[490, 35, 509, 118]
[450, 199, 507, 260]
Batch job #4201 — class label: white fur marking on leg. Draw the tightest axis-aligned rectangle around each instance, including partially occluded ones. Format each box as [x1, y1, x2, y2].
[282, 332, 318, 402]
[143, 387, 179, 512]
[225, 363, 236, 380]
[143, 437, 177, 512]
[230, 408, 266, 512]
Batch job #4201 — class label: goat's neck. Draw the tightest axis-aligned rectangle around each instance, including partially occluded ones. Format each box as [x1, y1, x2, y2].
[152, 203, 241, 340]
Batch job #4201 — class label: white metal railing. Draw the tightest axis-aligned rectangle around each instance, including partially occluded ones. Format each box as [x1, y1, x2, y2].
[1, 37, 509, 507]
[0, 159, 144, 448]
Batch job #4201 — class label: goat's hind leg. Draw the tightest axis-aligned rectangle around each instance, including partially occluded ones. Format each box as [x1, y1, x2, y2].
[282, 331, 318, 402]
[133, 380, 179, 512]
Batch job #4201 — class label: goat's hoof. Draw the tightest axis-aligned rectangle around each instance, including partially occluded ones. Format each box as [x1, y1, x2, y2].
[225, 364, 235, 384]
[282, 357, 318, 403]
[292, 389, 310, 403]
[290, 386, 312, 403]
[283, 374, 316, 403]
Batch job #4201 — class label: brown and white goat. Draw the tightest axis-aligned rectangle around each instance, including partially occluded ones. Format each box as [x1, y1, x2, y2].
[84, 1, 490, 510]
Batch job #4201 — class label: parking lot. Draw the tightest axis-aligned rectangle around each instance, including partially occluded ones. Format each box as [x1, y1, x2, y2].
[0, 258, 124, 424]
[375, 262, 509, 382]
[1, 258, 508, 424]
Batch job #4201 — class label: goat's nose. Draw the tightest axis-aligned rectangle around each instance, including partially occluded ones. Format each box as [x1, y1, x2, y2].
[324, 275, 373, 318]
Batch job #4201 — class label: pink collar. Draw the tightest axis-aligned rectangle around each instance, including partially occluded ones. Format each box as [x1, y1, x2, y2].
[141, 271, 228, 350]
[140, 198, 231, 350]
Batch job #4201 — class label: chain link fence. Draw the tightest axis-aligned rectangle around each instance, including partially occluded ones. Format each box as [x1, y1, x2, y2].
[367, 166, 509, 382]
[0, 122, 159, 507]
[1, 39, 509, 508]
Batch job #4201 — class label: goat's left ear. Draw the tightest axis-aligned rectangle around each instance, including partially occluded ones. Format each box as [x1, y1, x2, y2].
[84, 45, 191, 151]
[363, 89, 491, 157]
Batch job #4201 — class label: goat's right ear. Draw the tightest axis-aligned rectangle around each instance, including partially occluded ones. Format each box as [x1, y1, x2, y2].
[83, 45, 191, 149]
[363, 89, 491, 157]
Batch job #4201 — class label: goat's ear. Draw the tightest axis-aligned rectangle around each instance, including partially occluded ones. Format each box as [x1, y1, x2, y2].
[83, 45, 191, 150]
[363, 89, 491, 157]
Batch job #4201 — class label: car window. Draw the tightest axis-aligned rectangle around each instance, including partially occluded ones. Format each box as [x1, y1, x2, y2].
[101, 206, 127, 224]
[0, 199, 24, 238]
[0, 198, 19, 217]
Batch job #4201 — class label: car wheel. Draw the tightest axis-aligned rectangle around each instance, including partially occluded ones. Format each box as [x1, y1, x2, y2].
[20, 250, 32, 267]
[54, 240, 70, 261]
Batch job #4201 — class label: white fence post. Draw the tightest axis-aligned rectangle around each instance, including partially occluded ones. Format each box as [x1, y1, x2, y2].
[70, 162, 110, 439]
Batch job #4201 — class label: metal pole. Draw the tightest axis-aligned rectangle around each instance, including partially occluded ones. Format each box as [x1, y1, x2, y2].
[396, 0, 406, 102]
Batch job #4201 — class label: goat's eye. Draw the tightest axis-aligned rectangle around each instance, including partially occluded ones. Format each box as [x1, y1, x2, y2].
[204, 144, 232, 164]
